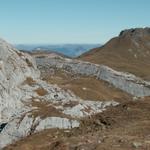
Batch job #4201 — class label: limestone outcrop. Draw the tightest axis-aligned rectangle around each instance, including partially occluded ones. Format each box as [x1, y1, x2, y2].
[0, 38, 40, 123]
[0, 39, 118, 149]
[36, 57, 150, 97]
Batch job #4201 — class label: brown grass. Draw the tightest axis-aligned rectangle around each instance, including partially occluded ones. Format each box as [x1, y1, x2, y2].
[28, 100, 69, 119]
[79, 33, 150, 80]
[16, 51, 24, 57]
[42, 69, 131, 102]
[34, 88, 48, 96]
[23, 77, 36, 86]
[5, 97, 150, 150]
[63, 101, 79, 108]
[25, 58, 33, 67]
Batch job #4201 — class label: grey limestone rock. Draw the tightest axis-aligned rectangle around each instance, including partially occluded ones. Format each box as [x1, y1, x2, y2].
[36, 57, 150, 97]
[0, 38, 119, 149]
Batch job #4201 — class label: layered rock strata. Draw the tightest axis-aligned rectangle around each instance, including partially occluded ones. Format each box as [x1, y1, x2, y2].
[36, 57, 150, 97]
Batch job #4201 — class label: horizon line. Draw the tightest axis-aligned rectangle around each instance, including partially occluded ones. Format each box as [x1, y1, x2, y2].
[14, 43, 102, 45]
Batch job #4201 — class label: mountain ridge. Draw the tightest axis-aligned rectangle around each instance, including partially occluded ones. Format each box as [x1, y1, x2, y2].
[79, 27, 150, 80]
[15, 44, 101, 57]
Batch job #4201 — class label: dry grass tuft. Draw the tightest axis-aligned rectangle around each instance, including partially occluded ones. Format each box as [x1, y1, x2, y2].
[34, 88, 48, 96]
[25, 58, 33, 67]
[23, 77, 36, 86]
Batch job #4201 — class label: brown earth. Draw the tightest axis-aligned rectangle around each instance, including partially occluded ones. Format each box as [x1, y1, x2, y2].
[79, 28, 150, 80]
[4, 97, 150, 150]
[28, 100, 68, 119]
[41, 69, 131, 102]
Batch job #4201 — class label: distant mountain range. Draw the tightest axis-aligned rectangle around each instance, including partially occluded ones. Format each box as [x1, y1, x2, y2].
[15, 44, 101, 57]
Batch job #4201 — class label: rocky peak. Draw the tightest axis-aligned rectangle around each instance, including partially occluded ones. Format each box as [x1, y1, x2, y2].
[119, 27, 150, 38]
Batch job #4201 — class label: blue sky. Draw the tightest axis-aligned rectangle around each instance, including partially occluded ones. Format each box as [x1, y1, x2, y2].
[0, 0, 149, 44]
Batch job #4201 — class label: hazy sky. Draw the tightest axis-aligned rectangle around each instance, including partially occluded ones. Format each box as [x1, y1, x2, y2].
[0, 0, 149, 44]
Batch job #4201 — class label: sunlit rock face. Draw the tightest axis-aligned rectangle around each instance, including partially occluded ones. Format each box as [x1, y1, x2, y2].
[0, 38, 40, 123]
[0, 38, 118, 149]
[36, 57, 150, 97]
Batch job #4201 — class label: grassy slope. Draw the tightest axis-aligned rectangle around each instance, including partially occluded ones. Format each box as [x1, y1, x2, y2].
[79, 30, 150, 80]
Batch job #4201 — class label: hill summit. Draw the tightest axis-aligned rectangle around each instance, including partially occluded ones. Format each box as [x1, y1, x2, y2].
[79, 27, 150, 80]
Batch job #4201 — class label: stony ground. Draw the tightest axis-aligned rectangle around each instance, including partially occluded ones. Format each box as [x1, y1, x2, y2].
[5, 97, 150, 150]
[4, 66, 150, 150]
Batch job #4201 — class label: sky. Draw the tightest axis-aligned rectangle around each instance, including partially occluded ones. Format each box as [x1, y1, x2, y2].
[0, 0, 149, 44]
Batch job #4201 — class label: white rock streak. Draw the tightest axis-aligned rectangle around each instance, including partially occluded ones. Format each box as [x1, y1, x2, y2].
[36, 57, 150, 97]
